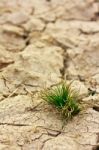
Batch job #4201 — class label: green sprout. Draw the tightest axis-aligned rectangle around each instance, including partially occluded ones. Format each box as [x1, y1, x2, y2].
[41, 81, 80, 120]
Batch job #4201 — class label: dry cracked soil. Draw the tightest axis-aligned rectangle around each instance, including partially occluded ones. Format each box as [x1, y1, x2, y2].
[0, 0, 99, 150]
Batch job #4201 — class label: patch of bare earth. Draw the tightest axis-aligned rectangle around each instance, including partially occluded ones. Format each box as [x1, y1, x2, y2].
[0, 0, 99, 149]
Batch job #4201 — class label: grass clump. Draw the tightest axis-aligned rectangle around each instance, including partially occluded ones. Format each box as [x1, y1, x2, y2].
[41, 81, 80, 120]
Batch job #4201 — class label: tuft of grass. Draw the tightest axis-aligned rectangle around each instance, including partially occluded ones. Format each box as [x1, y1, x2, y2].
[41, 81, 80, 120]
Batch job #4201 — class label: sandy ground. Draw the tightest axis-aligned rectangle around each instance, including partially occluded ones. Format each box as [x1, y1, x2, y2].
[0, 0, 99, 149]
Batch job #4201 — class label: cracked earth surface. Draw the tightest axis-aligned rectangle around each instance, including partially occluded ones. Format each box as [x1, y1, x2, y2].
[0, 0, 99, 150]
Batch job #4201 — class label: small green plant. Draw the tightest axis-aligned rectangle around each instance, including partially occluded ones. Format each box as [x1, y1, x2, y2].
[41, 81, 80, 120]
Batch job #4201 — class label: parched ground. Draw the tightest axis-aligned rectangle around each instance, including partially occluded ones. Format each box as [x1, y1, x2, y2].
[0, 0, 99, 150]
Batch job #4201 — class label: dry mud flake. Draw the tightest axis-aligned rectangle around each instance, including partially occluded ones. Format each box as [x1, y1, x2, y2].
[66, 48, 99, 79]
[2, 24, 25, 36]
[22, 17, 45, 32]
[0, 43, 63, 96]
[6, 11, 29, 25]
[0, 45, 14, 70]
[0, 31, 25, 52]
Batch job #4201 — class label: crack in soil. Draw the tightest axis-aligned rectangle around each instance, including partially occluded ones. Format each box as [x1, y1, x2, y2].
[41, 138, 52, 150]
[93, 145, 99, 150]
[0, 122, 31, 126]
[48, 37, 70, 79]
[93, 105, 99, 112]
[91, 129, 99, 150]
[25, 102, 43, 112]
[60, 51, 69, 79]
[36, 126, 63, 136]
[97, 133, 99, 143]
[0, 61, 14, 70]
